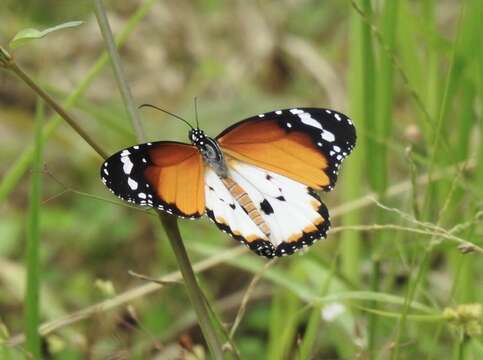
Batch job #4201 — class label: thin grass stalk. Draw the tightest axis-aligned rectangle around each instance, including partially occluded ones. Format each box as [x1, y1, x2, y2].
[456, 336, 468, 360]
[456, 80, 474, 162]
[422, 0, 440, 136]
[92, 1, 227, 357]
[374, 0, 398, 193]
[423, 3, 466, 217]
[369, 1, 399, 355]
[297, 250, 339, 359]
[93, 0, 145, 142]
[340, 0, 368, 286]
[24, 99, 44, 359]
[477, 14, 483, 196]
[0, 0, 159, 203]
[159, 215, 226, 359]
[396, 3, 422, 105]
[391, 246, 432, 360]
[359, 0, 377, 191]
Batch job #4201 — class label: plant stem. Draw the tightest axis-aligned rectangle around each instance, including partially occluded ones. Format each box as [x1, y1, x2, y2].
[92, 1, 226, 357]
[6, 61, 108, 159]
[93, 0, 145, 141]
[159, 214, 225, 359]
[25, 99, 43, 359]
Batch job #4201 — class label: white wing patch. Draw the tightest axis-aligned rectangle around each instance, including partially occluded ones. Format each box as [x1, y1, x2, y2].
[205, 168, 266, 242]
[204, 160, 330, 258]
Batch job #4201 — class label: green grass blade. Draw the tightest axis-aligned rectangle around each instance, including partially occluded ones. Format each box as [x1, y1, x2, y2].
[374, 0, 398, 193]
[471, 0, 483, 193]
[340, 0, 368, 287]
[369, 1, 399, 355]
[297, 252, 338, 359]
[24, 99, 44, 359]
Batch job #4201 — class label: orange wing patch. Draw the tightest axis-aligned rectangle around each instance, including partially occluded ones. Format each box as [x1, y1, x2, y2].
[144, 143, 205, 216]
[218, 119, 330, 189]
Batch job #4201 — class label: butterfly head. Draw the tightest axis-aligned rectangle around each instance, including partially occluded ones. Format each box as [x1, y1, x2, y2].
[190, 129, 228, 177]
[189, 128, 206, 146]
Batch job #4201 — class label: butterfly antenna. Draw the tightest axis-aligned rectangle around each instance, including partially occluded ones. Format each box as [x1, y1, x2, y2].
[138, 103, 194, 130]
[194, 96, 200, 129]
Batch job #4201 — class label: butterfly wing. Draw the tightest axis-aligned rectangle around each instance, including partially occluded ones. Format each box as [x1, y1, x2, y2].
[101, 141, 205, 218]
[207, 108, 355, 257]
[205, 159, 330, 257]
[217, 108, 356, 191]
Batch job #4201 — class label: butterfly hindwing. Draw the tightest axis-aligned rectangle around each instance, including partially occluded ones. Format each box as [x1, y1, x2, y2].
[101, 141, 204, 218]
[217, 108, 356, 191]
[205, 160, 330, 258]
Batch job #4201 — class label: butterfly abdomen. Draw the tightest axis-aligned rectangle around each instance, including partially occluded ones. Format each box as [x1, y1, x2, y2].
[222, 177, 271, 238]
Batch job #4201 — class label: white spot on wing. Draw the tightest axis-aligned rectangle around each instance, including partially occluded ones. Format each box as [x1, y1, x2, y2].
[299, 112, 323, 129]
[121, 155, 134, 174]
[138, 192, 147, 199]
[128, 177, 138, 190]
[321, 129, 335, 142]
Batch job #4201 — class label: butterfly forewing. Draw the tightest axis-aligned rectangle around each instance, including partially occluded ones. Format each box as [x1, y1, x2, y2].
[217, 108, 356, 191]
[101, 141, 204, 218]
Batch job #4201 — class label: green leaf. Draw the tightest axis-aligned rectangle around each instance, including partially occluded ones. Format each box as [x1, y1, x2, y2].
[9, 21, 84, 49]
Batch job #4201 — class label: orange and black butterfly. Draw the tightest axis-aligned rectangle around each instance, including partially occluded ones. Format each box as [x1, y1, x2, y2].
[100, 108, 356, 258]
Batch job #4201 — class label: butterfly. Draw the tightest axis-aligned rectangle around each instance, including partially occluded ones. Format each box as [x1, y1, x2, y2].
[100, 107, 356, 258]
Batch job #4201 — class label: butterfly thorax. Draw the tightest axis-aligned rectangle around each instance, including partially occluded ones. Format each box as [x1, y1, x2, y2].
[189, 129, 228, 177]
[190, 128, 271, 240]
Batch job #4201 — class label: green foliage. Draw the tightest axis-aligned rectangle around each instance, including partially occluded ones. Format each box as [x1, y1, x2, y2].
[0, 1, 482, 359]
[24, 100, 44, 359]
[9, 21, 83, 49]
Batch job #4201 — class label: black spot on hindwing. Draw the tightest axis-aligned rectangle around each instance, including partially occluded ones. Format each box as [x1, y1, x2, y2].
[259, 199, 274, 215]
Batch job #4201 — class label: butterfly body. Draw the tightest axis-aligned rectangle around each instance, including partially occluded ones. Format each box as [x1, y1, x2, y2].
[101, 108, 356, 258]
[190, 130, 228, 178]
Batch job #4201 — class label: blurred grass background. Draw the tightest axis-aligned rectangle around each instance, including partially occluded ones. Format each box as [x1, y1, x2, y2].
[1, 0, 482, 359]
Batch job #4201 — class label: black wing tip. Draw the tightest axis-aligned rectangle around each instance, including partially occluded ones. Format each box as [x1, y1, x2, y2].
[264, 107, 356, 192]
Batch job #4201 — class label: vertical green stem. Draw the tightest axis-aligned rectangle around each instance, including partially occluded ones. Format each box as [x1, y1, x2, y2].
[93, 0, 145, 141]
[92, 1, 226, 357]
[25, 100, 44, 359]
[341, 0, 370, 286]
[159, 214, 225, 359]
[370, 0, 399, 355]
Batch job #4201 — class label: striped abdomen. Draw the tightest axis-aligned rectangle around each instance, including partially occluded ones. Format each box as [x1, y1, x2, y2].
[222, 177, 271, 238]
